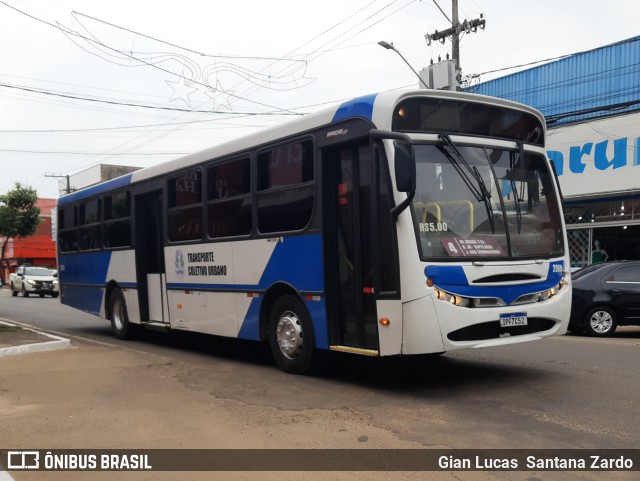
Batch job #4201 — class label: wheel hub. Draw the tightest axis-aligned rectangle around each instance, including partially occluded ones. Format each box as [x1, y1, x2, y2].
[112, 298, 125, 330]
[275, 311, 303, 359]
[590, 311, 613, 334]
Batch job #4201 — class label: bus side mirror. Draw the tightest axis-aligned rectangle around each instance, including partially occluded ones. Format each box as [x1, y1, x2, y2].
[369, 129, 416, 220]
[394, 142, 416, 193]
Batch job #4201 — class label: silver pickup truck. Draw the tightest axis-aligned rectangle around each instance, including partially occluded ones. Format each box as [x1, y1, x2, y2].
[9, 266, 59, 298]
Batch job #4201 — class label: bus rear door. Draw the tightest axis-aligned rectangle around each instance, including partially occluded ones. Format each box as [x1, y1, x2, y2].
[134, 191, 169, 325]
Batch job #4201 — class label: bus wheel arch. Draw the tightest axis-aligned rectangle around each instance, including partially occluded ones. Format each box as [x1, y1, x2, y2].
[104, 281, 120, 320]
[261, 285, 320, 375]
[259, 283, 297, 341]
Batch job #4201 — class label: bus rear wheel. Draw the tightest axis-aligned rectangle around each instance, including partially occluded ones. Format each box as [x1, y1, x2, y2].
[109, 288, 138, 340]
[268, 295, 319, 375]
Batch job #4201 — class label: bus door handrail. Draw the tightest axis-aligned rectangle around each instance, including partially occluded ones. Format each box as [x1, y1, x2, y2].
[414, 200, 474, 231]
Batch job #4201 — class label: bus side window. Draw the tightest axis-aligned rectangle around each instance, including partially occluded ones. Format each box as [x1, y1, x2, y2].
[207, 158, 252, 238]
[256, 140, 314, 233]
[103, 191, 132, 249]
[58, 204, 79, 252]
[79, 199, 102, 251]
[168, 170, 203, 242]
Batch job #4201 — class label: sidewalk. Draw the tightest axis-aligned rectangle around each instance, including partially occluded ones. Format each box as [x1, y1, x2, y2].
[0, 320, 70, 357]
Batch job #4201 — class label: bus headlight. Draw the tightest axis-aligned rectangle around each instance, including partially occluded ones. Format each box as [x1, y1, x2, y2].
[432, 286, 474, 308]
[433, 279, 565, 309]
[449, 295, 470, 307]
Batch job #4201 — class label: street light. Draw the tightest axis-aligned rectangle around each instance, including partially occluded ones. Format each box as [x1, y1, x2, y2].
[378, 41, 426, 87]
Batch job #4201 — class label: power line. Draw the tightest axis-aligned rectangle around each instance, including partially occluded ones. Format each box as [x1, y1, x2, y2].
[0, 72, 170, 102]
[0, 0, 301, 115]
[431, 0, 451, 23]
[471, 36, 640, 79]
[0, 0, 421, 190]
[1, 149, 188, 155]
[70, 11, 310, 63]
[0, 97, 346, 133]
[545, 99, 640, 125]
[232, 0, 416, 102]
[0, 81, 304, 115]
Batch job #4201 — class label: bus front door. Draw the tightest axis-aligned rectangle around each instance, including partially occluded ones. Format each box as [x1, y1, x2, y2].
[134, 191, 169, 325]
[324, 142, 379, 352]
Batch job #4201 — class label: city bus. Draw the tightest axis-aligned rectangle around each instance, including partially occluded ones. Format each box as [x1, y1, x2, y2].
[56, 89, 571, 374]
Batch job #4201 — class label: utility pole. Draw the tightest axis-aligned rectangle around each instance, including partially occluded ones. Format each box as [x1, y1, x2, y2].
[45, 173, 74, 195]
[425, 0, 485, 88]
[452, 0, 460, 75]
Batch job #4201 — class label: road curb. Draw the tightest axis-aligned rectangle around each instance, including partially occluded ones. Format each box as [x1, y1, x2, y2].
[0, 319, 71, 357]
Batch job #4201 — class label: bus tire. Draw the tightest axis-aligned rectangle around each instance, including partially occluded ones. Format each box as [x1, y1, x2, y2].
[268, 295, 319, 375]
[109, 288, 137, 340]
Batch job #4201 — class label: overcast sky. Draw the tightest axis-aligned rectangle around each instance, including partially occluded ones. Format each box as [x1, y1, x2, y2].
[1, 0, 638, 199]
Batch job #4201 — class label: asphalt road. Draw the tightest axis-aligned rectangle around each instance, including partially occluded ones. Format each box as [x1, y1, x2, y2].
[1, 288, 639, 481]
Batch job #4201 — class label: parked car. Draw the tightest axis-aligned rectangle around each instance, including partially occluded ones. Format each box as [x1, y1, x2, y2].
[569, 261, 640, 336]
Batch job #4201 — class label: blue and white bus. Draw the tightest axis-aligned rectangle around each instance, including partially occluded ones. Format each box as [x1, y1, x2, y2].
[57, 89, 571, 374]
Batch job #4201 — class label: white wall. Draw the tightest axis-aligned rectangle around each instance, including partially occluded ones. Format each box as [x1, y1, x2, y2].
[546, 112, 640, 199]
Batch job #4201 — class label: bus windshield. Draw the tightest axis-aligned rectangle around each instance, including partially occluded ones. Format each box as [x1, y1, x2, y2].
[411, 141, 564, 260]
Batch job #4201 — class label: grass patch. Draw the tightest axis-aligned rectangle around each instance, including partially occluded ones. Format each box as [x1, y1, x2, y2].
[0, 325, 22, 333]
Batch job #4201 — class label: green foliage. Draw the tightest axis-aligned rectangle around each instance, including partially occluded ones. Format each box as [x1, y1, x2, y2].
[0, 183, 41, 240]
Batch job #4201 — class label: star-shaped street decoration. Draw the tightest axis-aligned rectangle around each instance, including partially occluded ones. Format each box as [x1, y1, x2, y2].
[204, 79, 236, 112]
[166, 71, 199, 107]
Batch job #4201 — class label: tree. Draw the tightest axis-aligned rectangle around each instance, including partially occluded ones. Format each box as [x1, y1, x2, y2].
[0, 183, 41, 285]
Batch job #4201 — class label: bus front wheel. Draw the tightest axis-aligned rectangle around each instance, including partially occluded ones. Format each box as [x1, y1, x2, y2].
[109, 288, 137, 340]
[268, 295, 318, 375]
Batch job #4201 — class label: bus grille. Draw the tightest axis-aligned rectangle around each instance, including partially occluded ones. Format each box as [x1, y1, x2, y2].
[447, 318, 556, 342]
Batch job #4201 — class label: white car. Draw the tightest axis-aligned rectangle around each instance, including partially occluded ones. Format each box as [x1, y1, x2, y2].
[10, 266, 59, 298]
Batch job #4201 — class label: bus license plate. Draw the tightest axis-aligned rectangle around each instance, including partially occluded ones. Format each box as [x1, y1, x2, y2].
[500, 313, 528, 327]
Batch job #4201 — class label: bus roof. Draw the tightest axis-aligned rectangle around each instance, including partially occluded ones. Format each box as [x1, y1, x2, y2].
[58, 89, 544, 206]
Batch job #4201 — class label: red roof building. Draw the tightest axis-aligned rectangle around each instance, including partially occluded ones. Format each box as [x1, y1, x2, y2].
[1, 198, 57, 284]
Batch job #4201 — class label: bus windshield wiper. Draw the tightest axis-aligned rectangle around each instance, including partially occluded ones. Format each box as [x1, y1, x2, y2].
[439, 134, 495, 232]
[438, 135, 477, 196]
